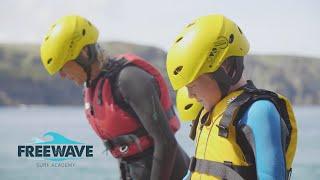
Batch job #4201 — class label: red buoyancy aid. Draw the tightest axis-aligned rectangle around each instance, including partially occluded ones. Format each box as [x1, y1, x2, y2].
[84, 54, 180, 158]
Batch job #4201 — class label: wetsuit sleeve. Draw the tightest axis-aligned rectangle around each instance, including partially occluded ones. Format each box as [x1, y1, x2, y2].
[238, 100, 286, 180]
[117, 65, 178, 180]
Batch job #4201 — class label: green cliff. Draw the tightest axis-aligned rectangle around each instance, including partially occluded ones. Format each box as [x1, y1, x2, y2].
[0, 42, 319, 105]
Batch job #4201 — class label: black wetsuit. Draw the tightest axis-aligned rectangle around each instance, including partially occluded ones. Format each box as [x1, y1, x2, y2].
[99, 61, 190, 180]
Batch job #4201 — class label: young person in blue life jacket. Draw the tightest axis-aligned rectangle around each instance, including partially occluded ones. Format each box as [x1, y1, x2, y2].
[40, 15, 190, 180]
[167, 14, 298, 180]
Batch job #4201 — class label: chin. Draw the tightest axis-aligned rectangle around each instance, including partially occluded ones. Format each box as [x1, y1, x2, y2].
[203, 102, 215, 112]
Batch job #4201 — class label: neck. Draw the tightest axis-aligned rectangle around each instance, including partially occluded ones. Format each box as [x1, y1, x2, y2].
[89, 61, 102, 81]
[229, 76, 247, 93]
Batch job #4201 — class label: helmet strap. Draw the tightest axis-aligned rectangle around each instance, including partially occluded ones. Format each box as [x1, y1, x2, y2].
[210, 56, 244, 98]
[75, 44, 98, 87]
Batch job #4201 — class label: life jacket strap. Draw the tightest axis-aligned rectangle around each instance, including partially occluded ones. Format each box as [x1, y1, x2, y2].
[97, 57, 129, 105]
[103, 127, 148, 152]
[166, 106, 176, 120]
[217, 80, 280, 138]
[217, 91, 252, 138]
[189, 107, 204, 140]
[189, 157, 256, 180]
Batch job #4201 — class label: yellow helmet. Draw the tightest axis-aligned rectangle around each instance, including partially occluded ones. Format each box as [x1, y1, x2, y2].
[40, 15, 99, 75]
[166, 14, 249, 90]
[176, 87, 202, 121]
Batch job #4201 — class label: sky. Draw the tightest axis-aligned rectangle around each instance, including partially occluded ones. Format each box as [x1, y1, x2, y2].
[0, 0, 319, 58]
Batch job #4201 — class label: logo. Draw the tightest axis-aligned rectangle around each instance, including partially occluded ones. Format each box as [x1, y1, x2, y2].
[208, 36, 229, 65]
[18, 131, 93, 167]
[214, 36, 229, 50]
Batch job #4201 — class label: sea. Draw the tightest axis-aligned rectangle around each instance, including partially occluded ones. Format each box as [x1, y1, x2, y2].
[0, 106, 319, 180]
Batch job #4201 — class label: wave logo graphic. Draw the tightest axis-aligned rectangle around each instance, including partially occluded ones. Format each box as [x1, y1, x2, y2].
[33, 131, 83, 144]
[18, 131, 93, 162]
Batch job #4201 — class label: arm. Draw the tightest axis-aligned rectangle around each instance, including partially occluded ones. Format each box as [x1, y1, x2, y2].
[117, 65, 178, 180]
[239, 100, 287, 180]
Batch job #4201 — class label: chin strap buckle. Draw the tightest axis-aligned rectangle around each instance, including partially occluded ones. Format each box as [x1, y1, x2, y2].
[287, 168, 292, 180]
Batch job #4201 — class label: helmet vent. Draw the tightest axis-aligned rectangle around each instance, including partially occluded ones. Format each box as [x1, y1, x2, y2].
[209, 48, 217, 57]
[229, 34, 234, 44]
[185, 104, 193, 110]
[69, 41, 74, 48]
[44, 36, 49, 41]
[175, 37, 183, 43]
[82, 29, 86, 36]
[174, 66, 183, 75]
[47, 58, 53, 65]
[87, 21, 92, 26]
[238, 26, 243, 34]
[186, 22, 195, 28]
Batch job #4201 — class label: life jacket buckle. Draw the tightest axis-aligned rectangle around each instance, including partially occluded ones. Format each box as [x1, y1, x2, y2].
[119, 145, 129, 154]
[216, 124, 229, 138]
[223, 161, 233, 169]
[189, 157, 197, 172]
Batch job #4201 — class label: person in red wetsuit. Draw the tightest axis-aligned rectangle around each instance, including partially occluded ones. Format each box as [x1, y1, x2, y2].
[40, 15, 189, 180]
